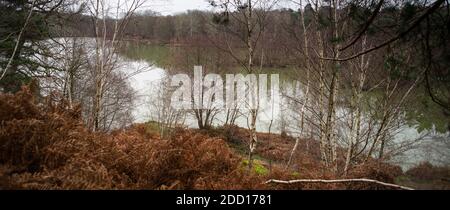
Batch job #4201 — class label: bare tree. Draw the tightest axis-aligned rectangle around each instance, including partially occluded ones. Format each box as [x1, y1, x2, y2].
[286, 0, 312, 169]
[150, 77, 187, 138]
[209, 0, 279, 169]
[87, 0, 145, 131]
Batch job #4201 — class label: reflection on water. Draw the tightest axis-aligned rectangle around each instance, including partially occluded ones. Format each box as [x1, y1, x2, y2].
[125, 63, 166, 123]
[122, 46, 449, 171]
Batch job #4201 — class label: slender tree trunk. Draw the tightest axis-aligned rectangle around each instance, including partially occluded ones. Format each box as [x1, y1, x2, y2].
[248, 109, 258, 169]
[287, 1, 311, 169]
[245, 0, 259, 169]
[314, 0, 327, 168]
[324, 0, 341, 173]
[344, 36, 367, 175]
[378, 134, 387, 159]
[92, 0, 102, 131]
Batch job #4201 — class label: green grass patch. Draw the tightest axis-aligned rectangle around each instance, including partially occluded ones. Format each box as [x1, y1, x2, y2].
[292, 172, 300, 177]
[241, 159, 269, 175]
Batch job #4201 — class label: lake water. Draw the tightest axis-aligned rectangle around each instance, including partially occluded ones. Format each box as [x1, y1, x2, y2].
[39, 38, 449, 171]
[124, 54, 449, 171]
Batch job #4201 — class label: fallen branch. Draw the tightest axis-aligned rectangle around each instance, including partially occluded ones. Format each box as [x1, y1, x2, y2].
[265, 178, 414, 190]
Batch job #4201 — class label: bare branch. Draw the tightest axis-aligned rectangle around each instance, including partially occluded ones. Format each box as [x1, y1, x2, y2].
[339, 0, 384, 51]
[322, 0, 446, 61]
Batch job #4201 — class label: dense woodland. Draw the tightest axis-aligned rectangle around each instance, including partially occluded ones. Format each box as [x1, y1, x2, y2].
[0, 0, 449, 189]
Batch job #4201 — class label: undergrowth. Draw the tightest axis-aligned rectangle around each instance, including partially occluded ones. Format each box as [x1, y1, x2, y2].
[0, 87, 413, 190]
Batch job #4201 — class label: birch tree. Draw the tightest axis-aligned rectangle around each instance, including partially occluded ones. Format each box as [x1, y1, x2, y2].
[87, 0, 145, 131]
[209, 0, 279, 168]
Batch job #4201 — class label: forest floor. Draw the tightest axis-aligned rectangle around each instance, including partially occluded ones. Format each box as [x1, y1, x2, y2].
[0, 87, 449, 190]
[199, 126, 450, 190]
